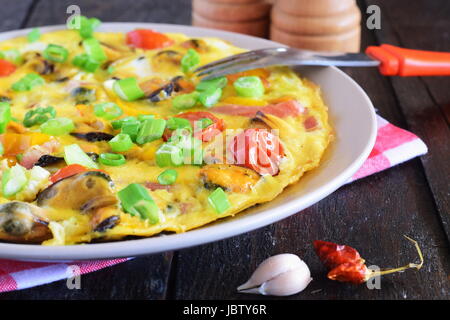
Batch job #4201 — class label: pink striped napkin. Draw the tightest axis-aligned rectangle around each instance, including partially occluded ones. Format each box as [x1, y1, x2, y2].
[0, 115, 427, 293]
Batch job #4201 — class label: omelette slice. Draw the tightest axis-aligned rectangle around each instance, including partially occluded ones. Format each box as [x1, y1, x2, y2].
[0, 18, 332, 245]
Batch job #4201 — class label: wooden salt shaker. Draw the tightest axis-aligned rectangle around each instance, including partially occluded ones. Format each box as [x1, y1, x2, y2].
[192, 0, 272, 38]
[270, 0, 361, 52]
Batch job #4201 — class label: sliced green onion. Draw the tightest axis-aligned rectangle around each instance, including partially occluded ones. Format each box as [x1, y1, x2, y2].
[12, 73, 45, 92]
[40, 117, 74, 135]
[72, 54, 87, 67]
[72, 54, 101, 72]
[64, 144, 99, 169]
[156, 143, 184, 167]
[181, 49, 200, 73]
[111, 116, 137, 130]
[78, 16, 101, 39]
[134, 200, 160, 223]
[43, 44, 69, 63]
[23, 106, 56, 127]
[0, 49, 22, 65]
[172, 91, 199, 110]
[138, 114, 155, 122]
[198, 87, 222, 107]
[0, 102, 11, 133]
[118, 183, 160, 223]
[136, 119, 166, 145]
[157, 169, 178, 185]
[2, 164, 27, 198]
[11, 81, 29, 92]
[120, 120, 140, 142]
[107, 66, 115, 74]
[94, 102, 123, 120]
[27, 28, 41, 43]
[164, 130, 203, 166]
[167, 128, 192, 143]
[109, 133, 134, 152]
[208, 187, 231, 214]
[113, 78, 145, 101]
[199, 117, 213, 129]
[82, 38, 107, 63]
[166, 117, 192, 131]
[233, 76, 265, 98]
[196, 76, 228, 92]
[99, 153, 126, 166]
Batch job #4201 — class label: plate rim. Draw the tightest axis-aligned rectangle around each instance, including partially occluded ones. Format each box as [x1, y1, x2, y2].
[0, 23, 377, 261]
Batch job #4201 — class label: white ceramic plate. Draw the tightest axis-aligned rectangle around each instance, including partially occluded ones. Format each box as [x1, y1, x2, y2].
[0, 23, 376, 261]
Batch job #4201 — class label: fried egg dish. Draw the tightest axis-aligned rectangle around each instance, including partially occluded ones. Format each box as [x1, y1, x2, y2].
[0, 19, 332, 245]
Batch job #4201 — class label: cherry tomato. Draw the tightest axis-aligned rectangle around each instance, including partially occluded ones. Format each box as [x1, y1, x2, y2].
[0, 59, 16, 77]
[230, 128, 284, 176]
[126, 29, 174, 50]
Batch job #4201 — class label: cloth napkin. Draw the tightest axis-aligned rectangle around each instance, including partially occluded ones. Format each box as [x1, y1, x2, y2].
[0, 115, 427, 293]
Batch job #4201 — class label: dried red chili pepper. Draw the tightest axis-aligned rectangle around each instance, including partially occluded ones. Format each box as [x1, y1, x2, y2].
[313, 236, 423, 284]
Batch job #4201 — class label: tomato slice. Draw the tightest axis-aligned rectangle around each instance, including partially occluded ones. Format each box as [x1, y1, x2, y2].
[166, 111, 225, 142]
[126, 29, 174, 50]
[50, 164, 89, 183]
[230, 129, 284, 176]
[0, 59, 16, 77]
[50, 164, 107, 183]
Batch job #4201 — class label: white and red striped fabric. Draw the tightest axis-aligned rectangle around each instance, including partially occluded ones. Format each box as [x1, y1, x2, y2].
[349, 116, 427, 181]
[0, 115, 427, 293]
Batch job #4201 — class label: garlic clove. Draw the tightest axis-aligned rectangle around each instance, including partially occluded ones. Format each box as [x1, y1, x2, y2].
[259, 268, 312, 296]
[237, 253, 312, 296]
[237, 253, 302, 291]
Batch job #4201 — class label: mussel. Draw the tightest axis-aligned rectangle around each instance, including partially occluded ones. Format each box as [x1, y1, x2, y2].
[70, 132, 114, 142]
[0, 201, 51, 243]
[71, 87, 97, 105]
[37, 171, 117, 213]
[147, 76, 183, 103]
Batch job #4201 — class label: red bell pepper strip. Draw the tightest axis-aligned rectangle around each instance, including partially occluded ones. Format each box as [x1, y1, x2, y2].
[313, 237, 424, 284]
[126, 29, 174, 50]
[0, 59, 16, 77]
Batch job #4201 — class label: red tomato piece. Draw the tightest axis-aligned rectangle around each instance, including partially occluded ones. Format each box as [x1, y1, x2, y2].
[230, 128, 284, 176]
[174, 111, 225, 142]
[126, 29, 174, 50]
[49, 164, 89, 183]
[0, 59, 16, 77]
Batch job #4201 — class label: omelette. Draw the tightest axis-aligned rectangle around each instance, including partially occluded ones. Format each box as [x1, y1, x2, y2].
[0, 18, 332, 245]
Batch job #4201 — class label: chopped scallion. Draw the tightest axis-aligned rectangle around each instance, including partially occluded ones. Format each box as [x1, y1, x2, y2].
[208, 187, 231, 214]
[63, 144, 99, 169]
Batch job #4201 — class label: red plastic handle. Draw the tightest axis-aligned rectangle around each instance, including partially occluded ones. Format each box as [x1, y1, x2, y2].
[365, 44, 450, 76]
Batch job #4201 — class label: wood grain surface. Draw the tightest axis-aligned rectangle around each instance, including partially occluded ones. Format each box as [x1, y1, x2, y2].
[0, 0, 448, 300]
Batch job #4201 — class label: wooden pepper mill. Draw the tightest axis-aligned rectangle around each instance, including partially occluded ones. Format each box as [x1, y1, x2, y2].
[192, 0, 272, 37]
[270, 0, 361, 52]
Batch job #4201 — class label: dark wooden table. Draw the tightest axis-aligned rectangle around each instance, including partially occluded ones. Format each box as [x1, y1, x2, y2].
[0, 0, 448, 300]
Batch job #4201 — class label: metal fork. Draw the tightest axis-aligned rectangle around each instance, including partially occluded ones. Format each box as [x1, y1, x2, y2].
[194, 47, 379, 80]
[194, 45, 450, 78]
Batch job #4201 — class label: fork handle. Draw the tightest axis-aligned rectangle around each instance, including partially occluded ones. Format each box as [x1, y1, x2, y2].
[365, 44, 450, 76]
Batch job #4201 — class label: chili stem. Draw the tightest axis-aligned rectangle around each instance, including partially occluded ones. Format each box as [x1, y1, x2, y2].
[365, 235, 424, 280]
